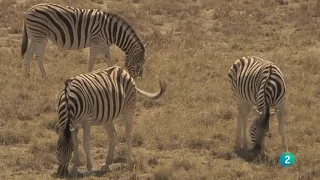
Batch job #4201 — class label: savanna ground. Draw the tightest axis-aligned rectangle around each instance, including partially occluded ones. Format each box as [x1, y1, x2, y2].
[1, 0, 320, 179]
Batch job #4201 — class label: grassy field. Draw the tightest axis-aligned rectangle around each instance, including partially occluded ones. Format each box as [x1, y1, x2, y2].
[1, 0, 320, 179]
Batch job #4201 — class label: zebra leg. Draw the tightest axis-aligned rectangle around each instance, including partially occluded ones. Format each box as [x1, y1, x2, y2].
[71, 127, 81, 168]
[104, 46, 113, 67]
[277, 102, 289, 152]
[236, 100, 251, 150]
[88, 46, 100, 72]
[124, 110, 134, 164]
[100, 121, 117, 172]
[24, 41, 36, 77]
[70, 127, 82, 175]
[235, 114, 242, 150]
[82, 120, 93, 173]
[35, 40, 48, 78]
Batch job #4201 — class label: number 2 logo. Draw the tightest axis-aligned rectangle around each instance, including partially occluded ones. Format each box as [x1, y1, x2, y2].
[285, 155, 290, 164]
[280, 152, 295, 167]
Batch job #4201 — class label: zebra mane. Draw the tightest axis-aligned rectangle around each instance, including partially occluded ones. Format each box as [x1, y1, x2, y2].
[103, 12, 145, 54]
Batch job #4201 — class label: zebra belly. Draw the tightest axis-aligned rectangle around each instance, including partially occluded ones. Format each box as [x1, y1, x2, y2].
[88, 112, 122, 126]
[88, 102, 125, 126]
[233, 88, 257, 106]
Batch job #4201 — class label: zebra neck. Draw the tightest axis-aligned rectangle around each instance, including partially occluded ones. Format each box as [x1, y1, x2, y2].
[102, 16, 144, 56]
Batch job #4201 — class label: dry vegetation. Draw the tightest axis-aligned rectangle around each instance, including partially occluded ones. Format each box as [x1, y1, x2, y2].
[1, 0, 320, 179]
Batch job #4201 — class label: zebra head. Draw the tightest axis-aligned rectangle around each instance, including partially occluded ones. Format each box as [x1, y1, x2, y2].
[55, 123, 74, 177]
[250, 105, 271, 153]
[125, 43, 147, 79]
[55, 78, 75, 177]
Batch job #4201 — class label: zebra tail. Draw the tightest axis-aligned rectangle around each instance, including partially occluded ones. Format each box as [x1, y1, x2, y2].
[136, 80, 167, 100]
[21, 22, 28, 57]
[63, 79, 73, 141]
[253, 65, 272, 150]
[260, 101, 270, 133]
[260, 64, 273, 133]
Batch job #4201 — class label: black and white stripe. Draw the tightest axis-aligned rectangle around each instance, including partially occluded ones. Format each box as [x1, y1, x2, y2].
[21, 3, 147, 78]
[55, 66, 166, 177]
[228, 56, 288, 153]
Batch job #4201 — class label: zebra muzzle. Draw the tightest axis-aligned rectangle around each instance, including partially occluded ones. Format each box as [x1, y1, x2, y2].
[57, 164, 69, 177]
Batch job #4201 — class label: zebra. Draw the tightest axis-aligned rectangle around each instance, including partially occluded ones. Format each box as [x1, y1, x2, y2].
[21, 3, 147, 78]
[54, 66, 167, 177]
[227, 56, 288, 153]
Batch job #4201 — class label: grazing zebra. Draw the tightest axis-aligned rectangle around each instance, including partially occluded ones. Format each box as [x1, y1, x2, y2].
[21, 3, 147, 78]
[54, 66, 166, 177]
[227, 56, 288, 153]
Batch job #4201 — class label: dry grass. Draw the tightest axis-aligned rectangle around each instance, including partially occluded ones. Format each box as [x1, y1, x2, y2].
[1, 0, 320, 179]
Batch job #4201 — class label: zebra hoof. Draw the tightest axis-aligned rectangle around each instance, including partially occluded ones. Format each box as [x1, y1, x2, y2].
[252, 144, 262, 154]
[84, 170, 94, 176]
[70, 166, 81, 177]
[243, 143, 248, 150]
[72, 160, 84, 167]
[70, 166, 78, 172]
[100, 164, 110, 172]
[266, 132, 272, 139]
